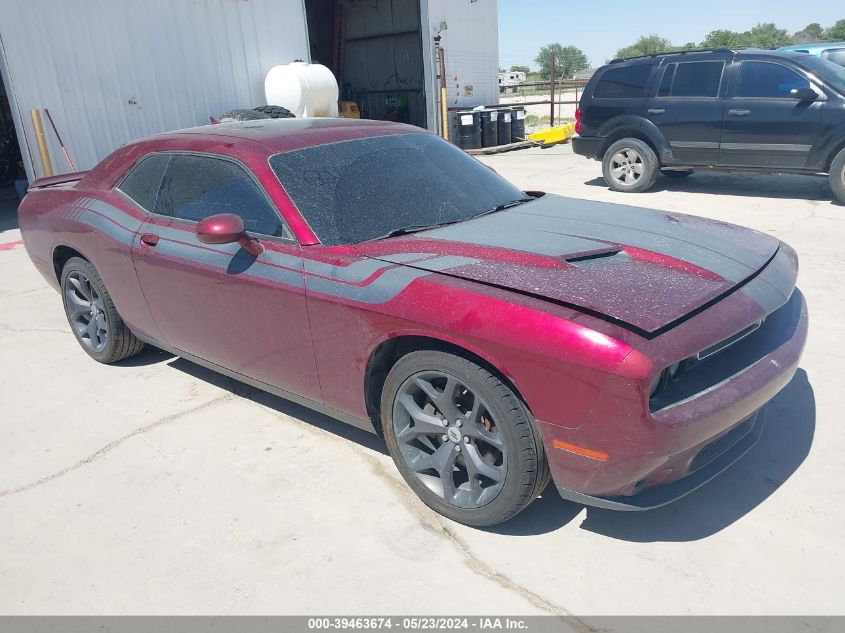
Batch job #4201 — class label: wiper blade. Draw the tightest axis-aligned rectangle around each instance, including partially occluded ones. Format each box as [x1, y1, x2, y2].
[364, 220, 461, 242]
[472, 197, 535, 219]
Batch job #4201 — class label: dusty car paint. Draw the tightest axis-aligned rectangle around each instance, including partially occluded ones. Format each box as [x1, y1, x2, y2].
[18, 119, 808, 509]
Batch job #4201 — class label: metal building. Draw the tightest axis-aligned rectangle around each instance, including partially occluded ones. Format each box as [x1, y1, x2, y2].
[0, 0, 499, 183]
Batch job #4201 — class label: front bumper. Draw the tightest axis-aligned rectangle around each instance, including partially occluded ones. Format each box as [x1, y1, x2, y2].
[571, 136, 603, 159]
[538, 287, 808, 511]
[556, 409, 765, 510]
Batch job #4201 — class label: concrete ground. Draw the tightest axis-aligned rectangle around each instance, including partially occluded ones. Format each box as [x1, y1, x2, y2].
[1, 149, 843, 619]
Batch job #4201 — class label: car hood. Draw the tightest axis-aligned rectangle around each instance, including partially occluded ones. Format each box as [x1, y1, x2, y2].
[353, 195, 785, 335]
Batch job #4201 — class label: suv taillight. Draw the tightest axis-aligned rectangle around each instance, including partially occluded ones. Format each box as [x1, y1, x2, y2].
[575, 108, 582, 135]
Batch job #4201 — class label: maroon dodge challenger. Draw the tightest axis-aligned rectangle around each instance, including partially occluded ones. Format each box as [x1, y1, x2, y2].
[19, 119, 808, 526]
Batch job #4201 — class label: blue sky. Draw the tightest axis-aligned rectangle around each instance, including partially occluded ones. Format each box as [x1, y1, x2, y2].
[497, 1, 843, 69]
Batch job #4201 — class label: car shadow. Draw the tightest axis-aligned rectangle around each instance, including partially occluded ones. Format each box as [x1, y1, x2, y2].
[122, 347, 814, 540]
[584, 172, 835, 203]
[124, 346, 389, 455]
[487, 369, 815, 540]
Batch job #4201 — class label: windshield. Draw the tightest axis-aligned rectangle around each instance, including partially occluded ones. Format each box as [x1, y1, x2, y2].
[269, 132, 525, 245]
[797, 55, 845, 93]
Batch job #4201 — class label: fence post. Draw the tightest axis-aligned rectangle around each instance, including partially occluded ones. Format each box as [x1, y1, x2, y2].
[549, 53, 555, 128]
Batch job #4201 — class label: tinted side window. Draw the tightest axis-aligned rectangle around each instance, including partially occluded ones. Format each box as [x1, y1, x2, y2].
[158, 154, 288, 238]
[594, 64, 654, 98]
[822, 49, 845, 67]
[670, 61, 724, 97]
[116, 153, 170, 212]
[736, 62, 809, 98]
[658, 64, 676, 97]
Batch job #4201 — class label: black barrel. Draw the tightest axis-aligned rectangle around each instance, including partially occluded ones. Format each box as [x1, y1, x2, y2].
[455, 110, 482, 150]
[480, 109, 499, 147]
[496, 108, 512, 145]
[510, 106, 526, 141]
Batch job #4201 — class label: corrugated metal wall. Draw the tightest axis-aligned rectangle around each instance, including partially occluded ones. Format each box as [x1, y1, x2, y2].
[0, 0, 310, 181]
[425, 0, 499, 109]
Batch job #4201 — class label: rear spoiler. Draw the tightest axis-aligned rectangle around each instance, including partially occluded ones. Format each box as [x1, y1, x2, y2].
[29, 171, 89, 190]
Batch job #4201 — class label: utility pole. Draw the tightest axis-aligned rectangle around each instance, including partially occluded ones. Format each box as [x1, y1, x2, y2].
[549, 52, 556, 128]
[438, 46, 449, 141]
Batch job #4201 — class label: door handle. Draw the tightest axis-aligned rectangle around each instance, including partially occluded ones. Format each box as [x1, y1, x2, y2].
[140, 233, 159, 247]
[728, 109, 751, 116]
[647, 108, 665, 115]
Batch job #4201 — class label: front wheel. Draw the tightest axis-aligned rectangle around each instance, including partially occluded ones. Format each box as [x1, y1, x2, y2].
[61, 257, 144, 363]
[381, 350, 549, 527]
[602, 138, 659, 193]
[831, 147, 845, 205]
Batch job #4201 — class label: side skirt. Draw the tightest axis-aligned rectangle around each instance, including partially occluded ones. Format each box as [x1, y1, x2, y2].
[132, 331, 378, 435]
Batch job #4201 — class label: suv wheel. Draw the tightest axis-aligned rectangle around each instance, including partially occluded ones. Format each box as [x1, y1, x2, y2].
[831, 147, 845, 205]
[602, 138, 659, 193]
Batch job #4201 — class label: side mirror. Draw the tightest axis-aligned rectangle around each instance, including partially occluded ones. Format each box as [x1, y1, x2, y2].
[196, 213, 263, 257]
[790, 87, 818, 101]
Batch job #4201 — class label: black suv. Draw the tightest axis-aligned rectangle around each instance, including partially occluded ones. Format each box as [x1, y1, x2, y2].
[572, 49, 845, 203]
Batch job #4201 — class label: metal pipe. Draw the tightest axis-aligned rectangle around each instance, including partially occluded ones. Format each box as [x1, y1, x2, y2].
[29, 109, 53, 177]
[438, 47, 449, 141]
[44, 109, 77, 172]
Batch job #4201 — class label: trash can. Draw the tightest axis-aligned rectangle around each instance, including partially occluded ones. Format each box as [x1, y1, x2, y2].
[510, 106, 526, 141]
[496, 108, 512, 145]
[480, 109, 499, 148]
[455, 111, 482, 150]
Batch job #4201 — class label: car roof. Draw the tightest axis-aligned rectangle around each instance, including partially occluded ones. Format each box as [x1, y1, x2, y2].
[779, 42, 845, 54]
[146, 118, 423, 155]
[607, 47, 816, 65]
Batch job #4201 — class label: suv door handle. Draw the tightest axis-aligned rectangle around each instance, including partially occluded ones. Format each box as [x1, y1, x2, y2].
[140, 233, 160, 247]
[728, 109, 751, 116]
[647, 108, 665, 115]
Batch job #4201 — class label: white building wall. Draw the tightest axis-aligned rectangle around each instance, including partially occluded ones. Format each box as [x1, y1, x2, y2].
[424, 0, 499, 108]
[0, 0, 310, 181]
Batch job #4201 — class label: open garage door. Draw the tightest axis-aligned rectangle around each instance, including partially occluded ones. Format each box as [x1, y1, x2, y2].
[305, 0, 428, 129]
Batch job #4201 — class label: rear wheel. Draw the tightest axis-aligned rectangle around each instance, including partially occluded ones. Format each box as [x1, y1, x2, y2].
[381, 350, 549, 527]
[831, 148, 845, 205]
[61, 257, 144, 364]
[602, 138, 659, 193]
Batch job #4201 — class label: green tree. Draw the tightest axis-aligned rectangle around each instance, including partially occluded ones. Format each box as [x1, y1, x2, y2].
[614, 35, 672, 60]
[827, 19, 845, 41]
[509, 65, 530, 74]
[747, 22, 791, 48]
[701, 29, 750, 48]
[534, 43, 589, 79]
[792, 22, 825, 43]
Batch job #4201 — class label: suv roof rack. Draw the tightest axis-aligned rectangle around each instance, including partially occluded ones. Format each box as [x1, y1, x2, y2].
[609, 48, 736, 64]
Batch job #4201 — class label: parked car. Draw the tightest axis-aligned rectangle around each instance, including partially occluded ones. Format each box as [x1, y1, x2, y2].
[778, 41, 845, 67]
[19, 119, 807, 526]
[572, 49, 845, 203]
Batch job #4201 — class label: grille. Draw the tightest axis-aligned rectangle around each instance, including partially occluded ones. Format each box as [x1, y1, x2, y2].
[690, 417, 755, 472]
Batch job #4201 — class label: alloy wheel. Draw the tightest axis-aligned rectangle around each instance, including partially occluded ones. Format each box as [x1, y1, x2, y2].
[392, 371, 507, 508]
[64, 271, 108, 352]
[609, 148, 644, 186]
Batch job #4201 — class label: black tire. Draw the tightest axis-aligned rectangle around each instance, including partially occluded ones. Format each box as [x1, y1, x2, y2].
[254, 105, 296, 119]
[381, 350, 549, 527]
[662, 169, 693, 178]
[60, 257, 144, 364]
[217, 109, 270, 122]
[830, 147, 845, 205]
[602, 138, 659, 193]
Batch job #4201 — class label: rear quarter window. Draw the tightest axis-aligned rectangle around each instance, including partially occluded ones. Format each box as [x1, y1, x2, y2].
[116, 153, 170, 212]
[593, 64, 655, 99]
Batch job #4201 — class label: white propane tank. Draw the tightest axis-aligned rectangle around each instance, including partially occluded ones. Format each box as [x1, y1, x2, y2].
[264, 62, 339, 118]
